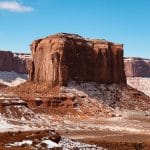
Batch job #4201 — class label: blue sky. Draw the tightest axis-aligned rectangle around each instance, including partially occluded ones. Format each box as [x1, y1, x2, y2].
[0, 0, 150, 58]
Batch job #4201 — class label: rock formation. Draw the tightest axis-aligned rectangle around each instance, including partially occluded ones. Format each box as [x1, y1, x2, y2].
[0, 51, 31, 74]
[29, 33, 126, 86]
[124, 57, 150, 77]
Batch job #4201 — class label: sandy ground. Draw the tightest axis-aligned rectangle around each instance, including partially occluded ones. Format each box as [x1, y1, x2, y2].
[61, 130, 150, 150]
[57, 114, 150, 149]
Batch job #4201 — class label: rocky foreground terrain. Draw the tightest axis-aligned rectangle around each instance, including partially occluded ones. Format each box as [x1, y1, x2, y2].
[0, 80, 150, 149]
[0, 33, 150, 150]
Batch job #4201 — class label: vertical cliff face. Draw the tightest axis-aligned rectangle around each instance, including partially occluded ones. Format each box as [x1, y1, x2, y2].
[29, 33, 126, 86]
[124, 57, 150, 77]
[91, 40, 126, 84]
[0, 51, 31, 74]
[0, 51, 14, 71]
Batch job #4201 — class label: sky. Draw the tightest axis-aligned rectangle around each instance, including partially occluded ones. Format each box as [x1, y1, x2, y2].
[0, 0, 150, 58]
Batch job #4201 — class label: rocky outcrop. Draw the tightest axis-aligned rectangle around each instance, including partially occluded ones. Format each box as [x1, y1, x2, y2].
[0, 96, 29, 119]
[29, 33, 126, 86]
[0, 51, 31, 74]
[124, 57, 150, 77]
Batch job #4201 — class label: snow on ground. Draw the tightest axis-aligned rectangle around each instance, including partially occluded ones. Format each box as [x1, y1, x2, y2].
[0, 114, 53, 133]
[0, 74, 149, 135]
[0, 115, 51, 133]
[42, 140, 60, 148]
[0, 103, 52, 132]
[0, 71, 27, 86]
[0, 115, 15, 131]
[0, 114, 34, 132]
[7, 140, 32, 147]
[60, 137, 105, 150]
[127, 77, 150, 97]
[61, 80, 120, 111]
[6, 137, 105, 150]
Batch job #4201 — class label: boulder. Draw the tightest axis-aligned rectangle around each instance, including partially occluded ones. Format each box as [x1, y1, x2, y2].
[29, 33, 126, 86]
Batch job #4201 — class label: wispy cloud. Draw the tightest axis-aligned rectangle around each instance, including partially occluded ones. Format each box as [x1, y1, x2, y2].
[0, 1, 33, 12]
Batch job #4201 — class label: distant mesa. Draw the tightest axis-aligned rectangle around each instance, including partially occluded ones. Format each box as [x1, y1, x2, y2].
[0, 50, 31, 74]
[29, 33, 126, 86]
[124, 57, 150, 77]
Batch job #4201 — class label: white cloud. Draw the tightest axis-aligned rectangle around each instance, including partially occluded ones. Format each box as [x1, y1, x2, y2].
[0, 1, 33, 12]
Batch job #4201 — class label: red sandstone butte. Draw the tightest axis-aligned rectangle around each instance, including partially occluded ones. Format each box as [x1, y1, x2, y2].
[29, 33, 126, 86]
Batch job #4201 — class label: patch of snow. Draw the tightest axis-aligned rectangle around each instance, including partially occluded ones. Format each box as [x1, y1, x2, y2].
[0, 71, 27, 86]
[0, 116, 14, 131]
[0, 103, 52, 132]
[7, 140, 32, 147]
[59, 137, 105, 150]
[0, 115, 34, 132]
[6, 137, 105, 149]
[0, 115, 51, 133]
[127, 77, 150, 97]
[42, 140, 60, 148]
[61, 80, 120, 111]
